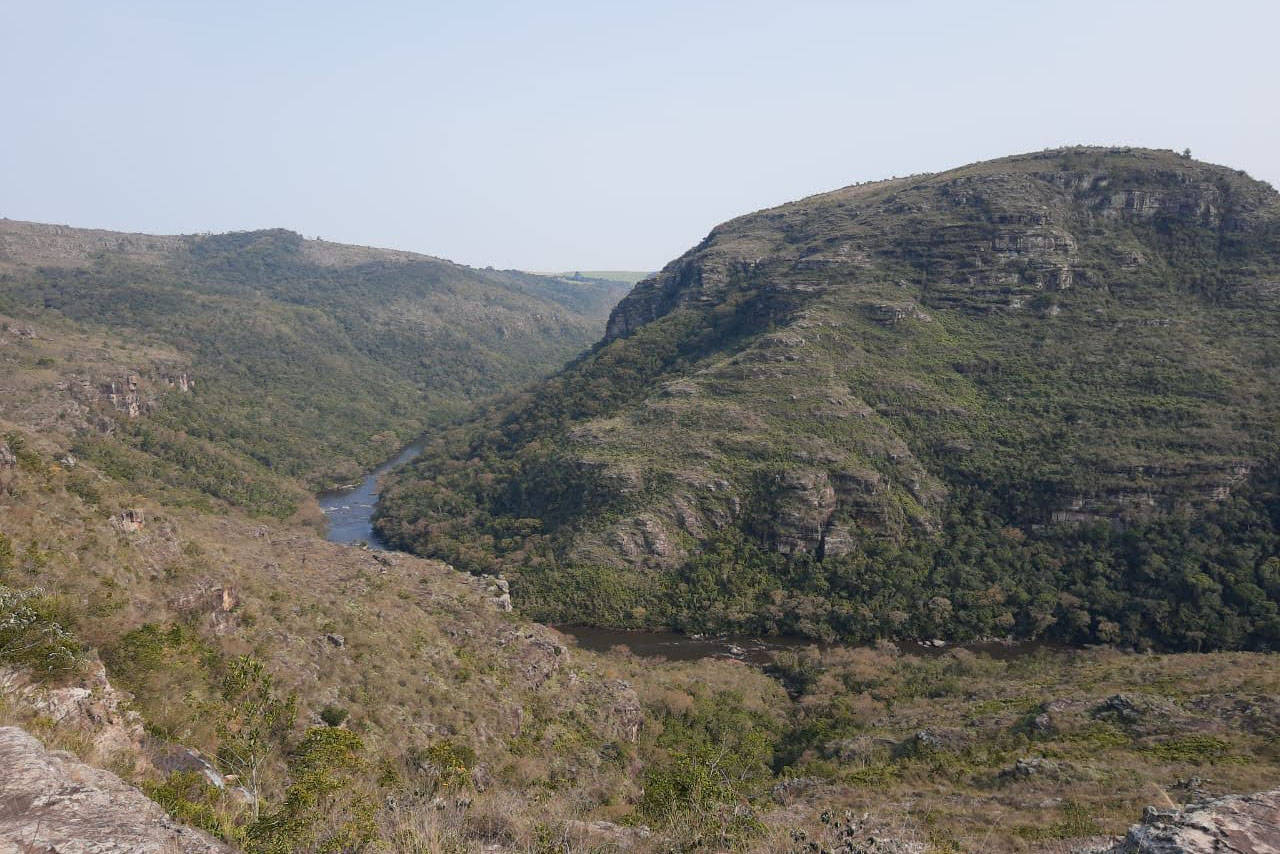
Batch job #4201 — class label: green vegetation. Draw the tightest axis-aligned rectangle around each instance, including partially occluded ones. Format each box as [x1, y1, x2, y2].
[0, 224, 626, 498]
[144, 771, 238, 840]
[0, 585, 81, 679]
[378, 147, 1280, 652]
[217, 655, 299, 820]
[318, 705, 349, 728]
[412, 739, 477, 791]
[246, 727, 377, 854]
[1, 149, 1279, 852]
[638, 691, 778, 849]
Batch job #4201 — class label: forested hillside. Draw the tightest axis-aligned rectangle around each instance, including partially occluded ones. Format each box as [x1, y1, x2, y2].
[377, 147, 1280, 650]
[0, 220, 627, 499]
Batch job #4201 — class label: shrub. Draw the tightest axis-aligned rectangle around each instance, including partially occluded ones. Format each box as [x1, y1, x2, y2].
[1142, 734, 1233, 763]
[411, 739, 476, 792]
[144, 771, 237, 841]
[246, 727, 377, 854]
[319, 705, 349, 727]
[217, 655, 298, 821]
[0, 585, 80, 679]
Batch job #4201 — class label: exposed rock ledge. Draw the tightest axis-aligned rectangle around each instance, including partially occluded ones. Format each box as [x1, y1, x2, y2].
[0, 726, 230, 854]
[1087, 788, 1280, 853]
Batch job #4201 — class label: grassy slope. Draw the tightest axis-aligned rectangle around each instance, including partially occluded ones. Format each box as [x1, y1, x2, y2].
[0, 222, 629, 494]
[377, 147, 1280, 650]
[541, 270, 654, 285]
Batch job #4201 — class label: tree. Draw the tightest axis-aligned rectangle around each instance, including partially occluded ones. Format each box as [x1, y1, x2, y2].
[216, 655, 296, 820]
[246, 727, 376, 854]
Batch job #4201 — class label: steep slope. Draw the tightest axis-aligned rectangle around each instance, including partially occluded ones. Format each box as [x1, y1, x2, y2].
[0, 220, 627, 494]
[0, 311, 656, 851]
[377, 147, 1280, 649]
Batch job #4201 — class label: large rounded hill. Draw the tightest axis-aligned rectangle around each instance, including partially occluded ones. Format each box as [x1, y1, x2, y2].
[378, 147, 1280, 651]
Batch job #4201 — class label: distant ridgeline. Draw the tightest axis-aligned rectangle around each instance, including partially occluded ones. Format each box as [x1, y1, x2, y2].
[0, 221, 628, 512]
[376, 147, 1280, 651]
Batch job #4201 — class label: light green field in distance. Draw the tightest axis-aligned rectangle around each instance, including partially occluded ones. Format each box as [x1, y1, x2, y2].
[539, 270, 654, 284]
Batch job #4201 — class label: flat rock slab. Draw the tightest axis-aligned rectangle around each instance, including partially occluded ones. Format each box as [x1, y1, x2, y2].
[0, 726, 229, 854]
[1098, 789, 1280, 853]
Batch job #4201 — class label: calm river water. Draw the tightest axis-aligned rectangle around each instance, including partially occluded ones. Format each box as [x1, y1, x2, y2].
[316, 441, 424, 549]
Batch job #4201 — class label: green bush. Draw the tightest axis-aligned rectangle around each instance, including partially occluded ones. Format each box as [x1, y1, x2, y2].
[1142, 734, 1234, 763]
[144, 771, 236, 841]
[411, 739, 476, 791]
[0, 585, 80, 679]
[246, 727, 376, 854]
[319, 705, 349, 727]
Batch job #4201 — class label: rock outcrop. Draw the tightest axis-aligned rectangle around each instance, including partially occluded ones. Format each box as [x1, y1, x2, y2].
[0, 726, 231, 853]
[111, 508, 145, 533]
[0, 658, 145, 767]
[1092, 789, 1280, 853]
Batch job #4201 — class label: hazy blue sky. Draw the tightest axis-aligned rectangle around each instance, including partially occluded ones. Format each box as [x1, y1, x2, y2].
[3, 1, 1276, 270]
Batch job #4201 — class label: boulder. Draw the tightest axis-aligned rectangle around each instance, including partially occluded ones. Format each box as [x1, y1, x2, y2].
[997, 756, 1086, 784]
[152, 745, 224, 788]
[0, 726, 231, 853]
[565, 819, 652, 847]
[894, 727, 970, 757]
[1090, 789, 1280, 853]
[601, 679, 643, 743]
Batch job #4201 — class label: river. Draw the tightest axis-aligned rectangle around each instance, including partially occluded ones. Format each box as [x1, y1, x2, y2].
[319, 446, 1060, 663]
[316, 440, 424, 549]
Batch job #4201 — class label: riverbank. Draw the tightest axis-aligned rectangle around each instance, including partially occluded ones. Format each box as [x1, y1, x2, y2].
[316, 439, 424, 548]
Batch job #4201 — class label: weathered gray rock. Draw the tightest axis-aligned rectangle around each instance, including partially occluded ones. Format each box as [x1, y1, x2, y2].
[0, 726, 231, 853]
[0, 657, 144, 767]
[102, 374, 143, 418]
[111, 508, 145, 533]
[152, 745, 224, 788]
[600, 679, 643, 743]
[895, 727, 970, 757]
[483, 575, 513, 612]
[1090, 789, 1280, 853]
[564, 818, 652, 847]
[997, 756, 1086, 784]
[757, 467, 838, 556]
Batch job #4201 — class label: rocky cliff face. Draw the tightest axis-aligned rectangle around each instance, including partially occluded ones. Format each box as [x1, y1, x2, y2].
[0, 658, 146, 768]
[0, 219, 184, 271]
[0, 726, 231, 854]
[602, 150, 1276, 344]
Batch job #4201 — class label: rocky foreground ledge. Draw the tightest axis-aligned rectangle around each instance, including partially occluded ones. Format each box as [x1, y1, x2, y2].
[1087, 789, 1280, 853]
[0, 714, 1276, 853]
[0, 726, 229, 854]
